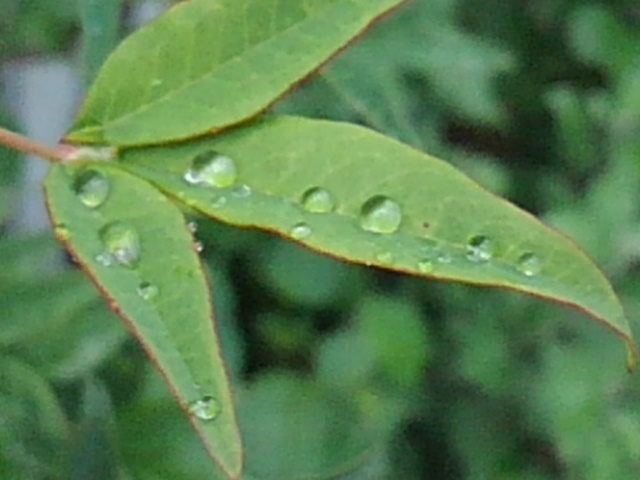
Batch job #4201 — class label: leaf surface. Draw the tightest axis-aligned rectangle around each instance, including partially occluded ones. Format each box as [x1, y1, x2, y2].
[66, 0, 406, 147]
[44, 164, 242, 478]
[119, 116, 637, 368]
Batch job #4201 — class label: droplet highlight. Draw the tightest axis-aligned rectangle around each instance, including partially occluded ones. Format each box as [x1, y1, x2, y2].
[99, 222, 141, 268]
[73, 170, 110, 208]
[189, 396, 221, 421]
[183, 150, 237, 188]
[194, 240, 204, 253]
[187, 221, 198, 233]
[466, 235, 493, 263]
[516, 252, 541, 277]
[359, 195, 402, 234]
[300, 187, 335, 213]
[290, 222, 312, 240]
[137, 282, 159, 301]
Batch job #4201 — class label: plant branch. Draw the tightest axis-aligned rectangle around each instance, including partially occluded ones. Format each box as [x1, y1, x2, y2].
[0, 125, 64, 162]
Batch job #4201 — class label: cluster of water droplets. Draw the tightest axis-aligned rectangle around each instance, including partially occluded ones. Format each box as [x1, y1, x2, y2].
[178, 152, 544, 279]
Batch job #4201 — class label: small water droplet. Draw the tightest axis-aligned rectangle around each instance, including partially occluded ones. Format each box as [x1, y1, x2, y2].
[375, 251, 394, 264]
[194, 240, 204, 253]
[211, 195, 227, 208]
[300, 187, 336, 213]
[232, 184, 251, 198]
[189, 396, 221, 421]
[290, 222, 311, 240]
[137, 282, 159, 301]
[99, 222, 141, 268]
[418, 259, 434, 273]
[187, 221, 198, 233]
[183, 150, 237, 188]
[516, 252, 541, 277]
[95, 252, 115, 267]
[359, 195, 402, 234]
[466, 235, 493, 263]
[73, 170, 110, 208]
[436, 249, 452, 264]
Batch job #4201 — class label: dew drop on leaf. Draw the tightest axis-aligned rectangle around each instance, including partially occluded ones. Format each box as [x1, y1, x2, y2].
[194, 240, 204, 253]
[73, 169, 110, 208]
[211, 195, 227, 209]
[516, 252, 541, 277]
[418, 259, 434, 274]
[137, 282, 159, 301]
[187, 221, 198, 233]
[466, 235, 493, 263]
[189, 396, 222, 421]
[99, 222, 141, 268]
[95, 252, 115, 267]
[359, 195, 402, 234]
[300, 187, 336, 213]
[436, 249, 452, 264]
[375, 251, 394, 264]
[290, 222, 312, 240]
[183, 150, 237, 188]
[232, 184, 252, 198]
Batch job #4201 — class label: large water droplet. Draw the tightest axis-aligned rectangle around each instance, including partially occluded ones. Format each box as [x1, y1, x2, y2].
[516, 252, 541, 277]
[466, 235, 493, 263]
[301, 187, 335, 213]
[183, 150, 237, 188]
[73, 170, 110, 208]
[137, 282, 159, 301]
[290, 222, 311, 240]
[100, 222, 141, 268]
[359, 195, 402, 234]
[189, 396, 221, 421]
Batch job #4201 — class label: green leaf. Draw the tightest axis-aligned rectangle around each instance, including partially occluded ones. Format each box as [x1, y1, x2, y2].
[119, 115, 637, 369]
[66, 0, 407, 147]
[44, 164, 242, 478]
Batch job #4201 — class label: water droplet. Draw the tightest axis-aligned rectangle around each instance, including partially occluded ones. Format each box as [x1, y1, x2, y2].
[183, 150, 237, 188]
[137, 282, 159, 301]
[194, 240, 204, 253]
[232, 184, 251, 198]
[189, 396, 221, 421]
[466, 235, 493, 263]
[359, 195, 402, 234]
[417, 259, 434, 273]
[95, 252, 115, 267]
[375, 251, 394, 264]
[300, 187, 335, 213]
[211, 195, 227, 209]
[187, 221, 198, 233]
[516, 252, 541, 277]
[290, 222, 311, 240]
[99, 222, 141, 268]
[436, 249, 452, 264]
[73, 170, 110, 208]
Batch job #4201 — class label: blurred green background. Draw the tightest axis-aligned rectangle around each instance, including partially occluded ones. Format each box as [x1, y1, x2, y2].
[2, 0, 640, 478]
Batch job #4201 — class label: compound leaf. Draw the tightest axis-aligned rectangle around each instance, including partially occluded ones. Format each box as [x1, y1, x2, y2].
[44, 164, 242, 478]
[119, 116, 637, 369]
[66, 0, 406, 147]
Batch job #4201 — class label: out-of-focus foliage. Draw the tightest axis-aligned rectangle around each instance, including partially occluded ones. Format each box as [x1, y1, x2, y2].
[2, 0, 640, 479]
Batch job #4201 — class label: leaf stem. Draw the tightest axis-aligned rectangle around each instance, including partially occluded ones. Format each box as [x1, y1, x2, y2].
[0, 125, 64, 162]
